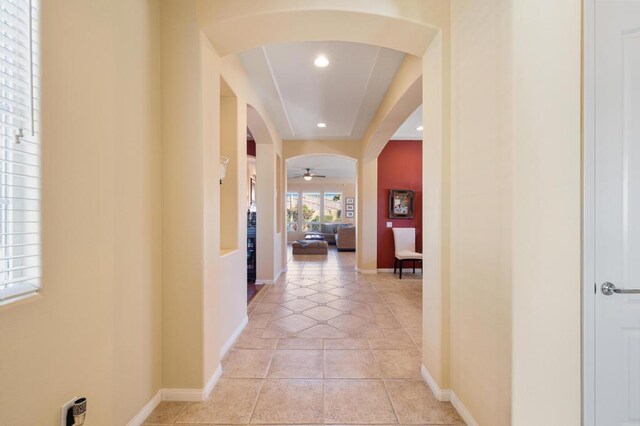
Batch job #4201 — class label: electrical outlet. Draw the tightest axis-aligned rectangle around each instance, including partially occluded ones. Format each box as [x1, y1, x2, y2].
[61, 397, 77, 426]
[386, 222, 392, 228]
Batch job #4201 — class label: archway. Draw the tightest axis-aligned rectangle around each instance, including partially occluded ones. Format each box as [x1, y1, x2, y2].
[246, 104, 284, 284]
[162, 1, 449, 415]
[199, 6, 441, 57]
[202, 3, 449, 402]
[285, 154, 358, 266]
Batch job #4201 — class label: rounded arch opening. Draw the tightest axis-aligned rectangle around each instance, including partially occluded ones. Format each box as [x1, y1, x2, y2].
[199, 7, 441, 57]
[247, 104, 274, 145]
[363, 76, 422, 161]
[285, 154, 358, 260]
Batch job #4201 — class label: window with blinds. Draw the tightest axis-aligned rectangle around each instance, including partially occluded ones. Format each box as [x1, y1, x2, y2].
[0, 0, 40, 305]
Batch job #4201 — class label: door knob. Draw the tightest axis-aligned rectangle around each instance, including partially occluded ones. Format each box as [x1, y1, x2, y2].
[601, 282, 640, 295]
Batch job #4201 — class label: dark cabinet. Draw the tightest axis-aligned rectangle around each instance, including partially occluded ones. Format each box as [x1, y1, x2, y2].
[247, 211, 256, 283]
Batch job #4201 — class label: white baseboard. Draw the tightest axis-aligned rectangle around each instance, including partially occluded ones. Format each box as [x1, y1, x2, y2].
[420, 365, 478, 426]
[127, 364, 223, 424]
[258, 267, 285, 284]
[202, 364, 223, 400]
[421, 364, 450, 401]
[377, 268, 395, 273]
[275, 267, 285, 281]
[220, 316, 248, 358]
[450, 390, 479, 426]
[355, 267, 377, 274]
[126, 390, 162, 426]
[162, 364, 222, 401]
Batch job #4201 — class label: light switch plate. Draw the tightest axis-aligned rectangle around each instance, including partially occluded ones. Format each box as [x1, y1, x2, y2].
[386, 222, 392, 228]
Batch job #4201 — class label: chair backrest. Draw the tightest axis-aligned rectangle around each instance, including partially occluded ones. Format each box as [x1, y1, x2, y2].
[392, 227, 416, 254]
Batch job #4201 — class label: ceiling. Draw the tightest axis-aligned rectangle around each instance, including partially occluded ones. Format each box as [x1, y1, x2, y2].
[238, 41, 405, 141]
[391, 105, 423, 140]
[287, 155, 356, 179]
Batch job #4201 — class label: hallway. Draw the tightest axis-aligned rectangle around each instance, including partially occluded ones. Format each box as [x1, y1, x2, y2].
[142, 250, 462, 425]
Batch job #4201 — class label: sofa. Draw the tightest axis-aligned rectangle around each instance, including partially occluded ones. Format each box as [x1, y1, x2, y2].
[304, 223, 352, 245]
[336, 226, 356, 251]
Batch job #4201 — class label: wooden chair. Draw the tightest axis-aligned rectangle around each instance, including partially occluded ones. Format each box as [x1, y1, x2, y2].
[392, 228, 422, 279]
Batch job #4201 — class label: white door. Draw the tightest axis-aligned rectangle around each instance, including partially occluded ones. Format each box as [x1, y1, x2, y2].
[595, 1, 640, 425]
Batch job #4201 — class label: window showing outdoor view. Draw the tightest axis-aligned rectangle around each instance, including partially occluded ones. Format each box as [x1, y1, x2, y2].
[302, 192, 321, 231]
[286, 192, 299, 231]
[287, 192, 344, 232]
[323, 193, 342, 223]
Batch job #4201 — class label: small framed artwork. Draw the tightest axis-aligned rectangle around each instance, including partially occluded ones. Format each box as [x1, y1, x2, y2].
[346, 197, 354, 205]
[346, 211, 354, 218]
[346, 204, 354, 211]
[389, 189, 414, 219]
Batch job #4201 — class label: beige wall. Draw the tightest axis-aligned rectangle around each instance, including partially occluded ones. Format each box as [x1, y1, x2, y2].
[219, 80, 249, 359]
[283, 139, 360, 160]
[220, 95, 240, 252]
[0, 1, 162, 425]
[224, 57, 286, 284]
[447, 1, 582, 424]
[256, 144, 278, 282]
[357, 158, 378, 271]
[162, 0, 284, 388]
[161, 1, 209, 389]
[448, 1, 511, 423]
[510, 0, 582, 424]
[200, 32, 224, 386]
[0, 2, 584, 425]
[422, 29, 451, 391]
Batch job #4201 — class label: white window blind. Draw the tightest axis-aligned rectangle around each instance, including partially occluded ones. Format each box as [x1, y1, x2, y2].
[0, 0, 40, 305]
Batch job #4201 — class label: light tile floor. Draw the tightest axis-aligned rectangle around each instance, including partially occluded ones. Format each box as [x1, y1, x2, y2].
[143, 247, 463, 425]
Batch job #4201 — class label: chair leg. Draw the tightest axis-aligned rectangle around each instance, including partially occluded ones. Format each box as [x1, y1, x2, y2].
[413, 260, 415, 274]
[399, 260, 403, 279]
[394, 258, 397, 274]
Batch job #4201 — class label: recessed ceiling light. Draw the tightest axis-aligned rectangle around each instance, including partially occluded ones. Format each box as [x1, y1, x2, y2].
[317, 122, 327, 128]
[416, 125, 424, 131]
[314, 55, 329, 67]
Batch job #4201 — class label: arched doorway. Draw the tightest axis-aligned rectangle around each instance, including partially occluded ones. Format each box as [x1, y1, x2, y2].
[285, 154, 358, 270]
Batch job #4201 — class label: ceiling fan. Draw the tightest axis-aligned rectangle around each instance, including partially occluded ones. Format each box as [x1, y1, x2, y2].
[291, 168, 326, 181]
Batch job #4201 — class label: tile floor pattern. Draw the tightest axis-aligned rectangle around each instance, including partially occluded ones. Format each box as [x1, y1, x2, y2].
[143, 248, 463, 425]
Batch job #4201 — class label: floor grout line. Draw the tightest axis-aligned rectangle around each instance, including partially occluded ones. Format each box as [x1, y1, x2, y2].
[246, 377, 267, 424]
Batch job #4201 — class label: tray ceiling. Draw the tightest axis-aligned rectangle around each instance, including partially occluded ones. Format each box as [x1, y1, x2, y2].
[239, 41, 405, 141]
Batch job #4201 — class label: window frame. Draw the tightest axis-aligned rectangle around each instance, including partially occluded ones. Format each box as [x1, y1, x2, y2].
[0, 0, 41, 306]
[285, 191, 346, 233]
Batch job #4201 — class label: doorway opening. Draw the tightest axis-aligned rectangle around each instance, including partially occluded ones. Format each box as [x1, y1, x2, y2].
[285, 155, 357, 268]
[246, 129, 261, 302]
[376, 105, 423, 278]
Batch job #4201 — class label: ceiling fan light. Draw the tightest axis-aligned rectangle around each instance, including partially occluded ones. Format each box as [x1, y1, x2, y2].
[304, 175, 313, 181]
[317, 122, 326, 128]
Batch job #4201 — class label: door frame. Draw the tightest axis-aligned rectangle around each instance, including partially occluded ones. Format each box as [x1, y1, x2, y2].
[583, 0, 596, 424]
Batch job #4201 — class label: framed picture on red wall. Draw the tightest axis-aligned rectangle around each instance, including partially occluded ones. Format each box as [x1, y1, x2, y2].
[389, 189, 414, 219]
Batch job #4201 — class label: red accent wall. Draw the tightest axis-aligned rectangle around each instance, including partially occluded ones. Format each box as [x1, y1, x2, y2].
[377, 140, 422, 268]
[247, 138, 256, 157]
